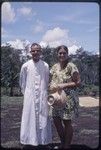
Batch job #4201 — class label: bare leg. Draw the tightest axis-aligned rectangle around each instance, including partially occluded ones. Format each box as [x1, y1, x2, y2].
[63, 120, 73, 149]
[53, 117, 65, 147]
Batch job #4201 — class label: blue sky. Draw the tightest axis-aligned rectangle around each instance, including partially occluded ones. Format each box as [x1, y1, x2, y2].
[1, 2, 99, 54]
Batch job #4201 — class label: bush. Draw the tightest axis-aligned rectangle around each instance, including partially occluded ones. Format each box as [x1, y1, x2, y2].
[1, 86, 23, 96]
[78, 84, 99, 96]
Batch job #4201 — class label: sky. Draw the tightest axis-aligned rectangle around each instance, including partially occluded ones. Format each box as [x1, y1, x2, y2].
[1, 2, 99, 54]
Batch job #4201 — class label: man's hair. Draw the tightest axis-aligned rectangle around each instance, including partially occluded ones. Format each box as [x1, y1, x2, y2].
[31, 43, 41, 49]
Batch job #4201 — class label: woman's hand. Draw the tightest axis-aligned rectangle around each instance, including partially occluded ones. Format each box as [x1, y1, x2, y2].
[49, 83, 64, 93]
[57, 83, 64, 90]
[49, 83, 59, 93]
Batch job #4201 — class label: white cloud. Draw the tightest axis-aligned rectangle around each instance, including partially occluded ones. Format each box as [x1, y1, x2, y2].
[87, 26, 99, 32]
[18, 7, 32, 16]
[40, 41, 80, 54]
[96, 51, 99, 55]
[56, 14, 78, 22]
[34, 23, 43, 32]
[3, 39, 30, 50]
[2, 2, 15, 23]
[55, 11, 84, 23]
[40, 41, 47, 48]
[55, 11, 95, 25]
[68, 45, 81, 54]
[40, 27, 71, 47]
[40, 40, 61, 48]
[1, 27, 11, 40]
[33, 20, 44, 33]
[39, 27, 81, 54]
[42, 27, 68, 42]
[1, 27, 6, 36]
[34, 25, 43, 32]
[76, 20, 95, 25]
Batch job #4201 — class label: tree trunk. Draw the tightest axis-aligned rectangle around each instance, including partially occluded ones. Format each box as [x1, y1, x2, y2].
[10, 81, 14, 96]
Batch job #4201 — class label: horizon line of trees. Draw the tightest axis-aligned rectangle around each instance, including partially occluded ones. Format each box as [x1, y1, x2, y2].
[1, 46, 99, 96]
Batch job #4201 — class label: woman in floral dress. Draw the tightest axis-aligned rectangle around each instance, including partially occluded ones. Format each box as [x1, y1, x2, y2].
[49, 45, 81, 149]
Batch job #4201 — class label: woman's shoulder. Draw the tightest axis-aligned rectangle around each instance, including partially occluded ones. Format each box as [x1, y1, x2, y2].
[50, 63, 59, 74]
[67, 62, 78, 69]
[51, 63, 58, 69]
[67, 62, 79, 73]
[68, 62, 76, 67]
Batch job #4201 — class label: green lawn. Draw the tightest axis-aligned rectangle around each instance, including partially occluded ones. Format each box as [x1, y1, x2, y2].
[1, 95, 23, 106]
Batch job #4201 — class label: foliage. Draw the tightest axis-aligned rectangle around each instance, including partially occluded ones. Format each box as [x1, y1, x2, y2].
[1, 46, 99, 96]
[42, 46, 57, 67]
[78, 84, 99, 96]
[74, 48, 99, 86]
[1, 46, 22, 96]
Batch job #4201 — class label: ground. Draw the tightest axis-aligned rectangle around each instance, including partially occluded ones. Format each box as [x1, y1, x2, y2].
[1, 96, 99, 149]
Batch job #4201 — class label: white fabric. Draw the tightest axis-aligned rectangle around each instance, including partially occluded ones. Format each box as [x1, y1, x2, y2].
[19, 59, 52, 146]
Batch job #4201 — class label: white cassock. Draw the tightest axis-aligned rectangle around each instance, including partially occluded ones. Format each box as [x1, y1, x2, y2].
[19, 59, 52, 146]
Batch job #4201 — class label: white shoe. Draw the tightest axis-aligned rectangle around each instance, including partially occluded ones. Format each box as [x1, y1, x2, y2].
[54, 146, 59, 149]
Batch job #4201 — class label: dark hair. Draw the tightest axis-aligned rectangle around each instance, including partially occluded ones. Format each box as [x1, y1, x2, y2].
[31, 43, 41, 49]
[56, 45, 68, 54]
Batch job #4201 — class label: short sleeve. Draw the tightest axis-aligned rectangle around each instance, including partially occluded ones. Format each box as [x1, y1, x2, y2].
[70, 63, 79, 76]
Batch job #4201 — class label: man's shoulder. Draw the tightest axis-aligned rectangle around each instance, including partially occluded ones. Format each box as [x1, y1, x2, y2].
[22, 59, 32, 68]
[41, 60, 49, 68]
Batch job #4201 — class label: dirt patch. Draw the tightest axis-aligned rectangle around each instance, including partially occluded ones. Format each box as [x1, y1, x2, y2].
[79, 96, 99, 107]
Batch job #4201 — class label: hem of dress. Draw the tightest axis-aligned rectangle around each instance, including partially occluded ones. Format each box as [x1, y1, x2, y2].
[20, 141, 52, 146]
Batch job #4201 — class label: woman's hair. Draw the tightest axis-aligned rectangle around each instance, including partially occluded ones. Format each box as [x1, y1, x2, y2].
[56, 45, 68, 54]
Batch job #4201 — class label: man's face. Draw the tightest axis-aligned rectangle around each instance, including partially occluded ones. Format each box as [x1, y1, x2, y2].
[30, 45, 42, 62]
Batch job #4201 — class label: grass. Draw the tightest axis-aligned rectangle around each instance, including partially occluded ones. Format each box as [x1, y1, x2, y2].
[1, 95, 99, 149]
[1, 95, 23, 106]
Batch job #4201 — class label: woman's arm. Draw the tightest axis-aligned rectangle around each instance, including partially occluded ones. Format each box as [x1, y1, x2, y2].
[58, 71, 81, 90]
[49, 72, 81, 92]
[49, 83, 59, 93]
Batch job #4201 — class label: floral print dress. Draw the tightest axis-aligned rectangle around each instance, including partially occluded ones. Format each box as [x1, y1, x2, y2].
[49, 62, 79, 120]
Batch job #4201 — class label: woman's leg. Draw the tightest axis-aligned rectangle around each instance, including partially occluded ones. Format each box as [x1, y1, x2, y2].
[63, 119, 73, 149]
[53, 117, 65, 147]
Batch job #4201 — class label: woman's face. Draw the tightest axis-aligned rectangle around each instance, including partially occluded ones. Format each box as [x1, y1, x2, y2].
[57, 48, 68, 62]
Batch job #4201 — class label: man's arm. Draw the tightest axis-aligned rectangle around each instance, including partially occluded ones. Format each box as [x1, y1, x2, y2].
[19, 64, 27, 94]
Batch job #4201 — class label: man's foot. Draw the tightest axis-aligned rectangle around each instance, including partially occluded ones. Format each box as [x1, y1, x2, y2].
[54, 145, 64, 149]
[62, 146, 71, 149]
[54, 146, 59, 149]
[22, 145, 38, 149]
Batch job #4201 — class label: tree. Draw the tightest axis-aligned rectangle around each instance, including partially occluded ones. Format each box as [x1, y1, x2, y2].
[73, 47, 99, 95]
[1, 46, 99, 96]
[1, 46, 22, 96]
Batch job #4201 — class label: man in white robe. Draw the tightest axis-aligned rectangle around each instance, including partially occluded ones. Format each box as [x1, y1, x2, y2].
[19, 43, 52, 147]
